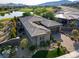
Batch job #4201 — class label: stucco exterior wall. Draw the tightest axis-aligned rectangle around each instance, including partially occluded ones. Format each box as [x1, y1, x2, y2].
[32, 33, 50, 46]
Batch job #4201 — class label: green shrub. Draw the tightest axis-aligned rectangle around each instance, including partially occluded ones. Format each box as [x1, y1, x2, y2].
[20, 38, 28, 49]
[0, 23, 4, 30]
[29, 45, 36, 51]
[46, 40, 50, 46]
[42, 12, 56, 20]
[50, 35, 54, 41]
[40, 41, 46, 47]
[0, 13, 5, 16]
[23, 12, 31, 17]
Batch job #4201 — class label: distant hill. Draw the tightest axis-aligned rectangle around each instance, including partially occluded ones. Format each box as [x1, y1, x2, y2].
[0, 3, 27, 7]
[62, 2, 79, 9]
[38, 0, 73, 6]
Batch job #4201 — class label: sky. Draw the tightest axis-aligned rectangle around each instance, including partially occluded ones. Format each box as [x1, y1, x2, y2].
[0, 0, 77, 5]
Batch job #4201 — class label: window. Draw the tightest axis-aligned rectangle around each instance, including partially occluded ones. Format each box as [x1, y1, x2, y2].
[40, 36, 44, 41]
[40, 37, 42, 40]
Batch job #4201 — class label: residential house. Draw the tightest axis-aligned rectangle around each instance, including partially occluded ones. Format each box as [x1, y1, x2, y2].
[18, 16, 62, 46]
[55, 8, 79, 26]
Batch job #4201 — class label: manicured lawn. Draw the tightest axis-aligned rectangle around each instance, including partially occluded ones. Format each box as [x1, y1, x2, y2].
[19, 8, 33, 12]
[0, 11, 9, 14]
[32, 48, 65, 58]
[0, 18, 12, 22]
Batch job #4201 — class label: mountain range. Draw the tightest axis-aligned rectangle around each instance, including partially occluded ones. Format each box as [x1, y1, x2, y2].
[0, 3, 27, 7]
[62, 2, 79, 9]
[0, 0, 78, 7]
[38, 0, 77, 6]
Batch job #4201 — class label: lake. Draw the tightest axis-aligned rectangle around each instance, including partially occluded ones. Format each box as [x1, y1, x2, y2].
[0, 11, 24, 19]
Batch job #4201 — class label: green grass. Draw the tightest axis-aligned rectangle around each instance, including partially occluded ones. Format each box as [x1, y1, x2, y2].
[0, 18, 12, 22]
[19, 8, 33, 12]
[0, 11, 9, 13]
[0, 11, 9, 16]
[32, 48, 65, 58]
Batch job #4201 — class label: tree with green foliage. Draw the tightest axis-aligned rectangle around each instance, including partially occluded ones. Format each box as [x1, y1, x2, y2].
[0, 13, 5, 16]
[34, 8, 47, 16]
[20, 38, 28, 49]
[9, 47, 16, 58]
[42, 12, 56, 21]
[10, 27, 16, 38]
[72, 29, 79, 41]
[69, 20, 77, 28]
[23, 12, 31, 17]
[29, 45, 36, 51]
[9, 18, 17, 38]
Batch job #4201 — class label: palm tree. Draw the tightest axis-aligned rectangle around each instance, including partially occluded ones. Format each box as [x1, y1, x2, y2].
[20, 38, 28, 49]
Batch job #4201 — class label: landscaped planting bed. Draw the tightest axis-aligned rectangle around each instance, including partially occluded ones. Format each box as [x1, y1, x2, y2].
[32, 48, 65, 58]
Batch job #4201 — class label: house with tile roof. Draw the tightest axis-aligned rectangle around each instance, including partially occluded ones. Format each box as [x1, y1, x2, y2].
[18, 16, 62, 46]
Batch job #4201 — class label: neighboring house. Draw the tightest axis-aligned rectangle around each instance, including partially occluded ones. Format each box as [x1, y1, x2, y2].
[56, 10, 64, 14]
[55, 13, 79, 28]
[55, 8, 79, 26]
[18, 16, 62, 46]
[55, 14, 73, 25]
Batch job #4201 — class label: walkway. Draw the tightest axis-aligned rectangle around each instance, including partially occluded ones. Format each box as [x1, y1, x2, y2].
[61, 34, 75, 52]
[16, 47, 32, 58]
[57, 34, 79, 58]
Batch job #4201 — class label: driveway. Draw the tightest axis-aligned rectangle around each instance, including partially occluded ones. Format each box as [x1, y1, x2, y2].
[61, 34, 79, 52]
[16, 47, 32, 58]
